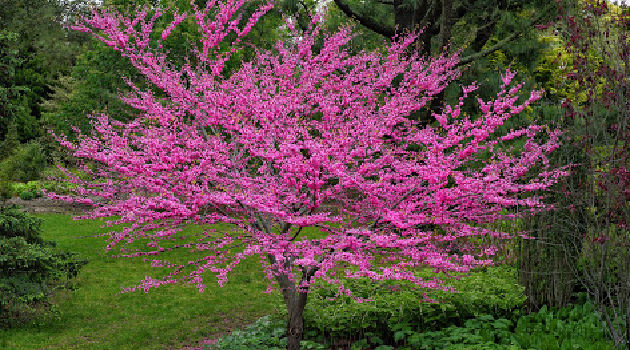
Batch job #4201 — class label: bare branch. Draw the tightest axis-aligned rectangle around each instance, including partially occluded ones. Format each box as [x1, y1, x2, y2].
[333, 0, 395, 38]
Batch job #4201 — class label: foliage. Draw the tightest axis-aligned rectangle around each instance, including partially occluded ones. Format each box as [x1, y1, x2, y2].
[0, 207, 87, 328]
[0, 236, 86, 328]
[0, 30, 34, 150]
[9, 180, 43, 198]
[301, 266, 525, 344]
[387, 303, 614, 350]
[0, 141, 48, 183]
[208, 302, 614, 350]
[18, 190, 38, 201]
[326, 0, 562, 129]
[0, 205, 44, 244]
[0, 180, 12, 201]
[206, 316, 326, 350]
[0, 0, 88, 146]
[0, 120, 20, 161]
[518, 1, 630, 346]
[42, 42, 144, 138]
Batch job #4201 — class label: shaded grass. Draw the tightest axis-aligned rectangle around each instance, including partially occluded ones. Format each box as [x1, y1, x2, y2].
[1, 214, 282, 350]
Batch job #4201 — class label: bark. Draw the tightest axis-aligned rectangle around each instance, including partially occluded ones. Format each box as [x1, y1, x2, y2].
[333, 0, 395, 37]
[276, 271, 310, 350]
[284, 287, 308, 350]
[438, 0, 452, 51]
[268, 253, 314, 350]
[394, 0, 419, 34]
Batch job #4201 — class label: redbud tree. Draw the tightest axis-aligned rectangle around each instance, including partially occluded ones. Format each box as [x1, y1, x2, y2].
[55, 1, 566, 348]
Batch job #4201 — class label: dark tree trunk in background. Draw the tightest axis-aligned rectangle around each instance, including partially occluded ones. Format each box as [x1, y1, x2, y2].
[393, 0, 441, 56]
[438, 0, 452, 51]
[393, 0, 417, 31]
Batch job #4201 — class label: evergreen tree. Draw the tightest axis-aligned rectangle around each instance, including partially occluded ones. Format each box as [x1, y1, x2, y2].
[0, 0, 88, 144]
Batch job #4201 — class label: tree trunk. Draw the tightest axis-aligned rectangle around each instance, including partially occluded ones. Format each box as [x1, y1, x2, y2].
[285, 289, 308, 350]
[394, 0, 419, 34]
[438, 0, 452, 51]
[272, 263, 310, 350]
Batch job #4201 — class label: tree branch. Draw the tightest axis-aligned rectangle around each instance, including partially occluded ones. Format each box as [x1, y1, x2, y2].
[367, 186, 432, 230]
[198, 122, 210, 142]
[470, 16, 499, 52]
[333, 0, 395, 38]
[457, 28, 518, 66]
[458, 7, 550, 66]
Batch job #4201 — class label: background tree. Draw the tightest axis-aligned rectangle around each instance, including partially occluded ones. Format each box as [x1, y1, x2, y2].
[0, 30, 35, 149]
[328, 0, 554, 59]
[43, 0, 284, 138]
[518, 1, 630, 346]
[54, 2, 567, 349]
[303, 0, 563, 134]
[0, 0, 88, 144]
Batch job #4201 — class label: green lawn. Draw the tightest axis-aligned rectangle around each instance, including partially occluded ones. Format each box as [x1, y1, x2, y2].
[1, 214, 281, 350]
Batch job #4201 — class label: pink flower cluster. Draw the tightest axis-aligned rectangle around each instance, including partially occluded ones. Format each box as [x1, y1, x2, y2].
[58, 0, 567, 297]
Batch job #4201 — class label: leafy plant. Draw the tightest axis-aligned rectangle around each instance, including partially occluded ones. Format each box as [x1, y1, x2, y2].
[343, 303, 614, 349]
[10, 181, 42, 198]
[0, 206, 87, 327]
[0, 141, 47, 183]
[302, 266, 525, 345]
[205, 316, 326, 350]
[0, 205, 44, 244]
[18, 190, 36, 201]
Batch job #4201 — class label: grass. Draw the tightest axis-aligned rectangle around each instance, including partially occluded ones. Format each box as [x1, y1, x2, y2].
[1, 214, 282, 350]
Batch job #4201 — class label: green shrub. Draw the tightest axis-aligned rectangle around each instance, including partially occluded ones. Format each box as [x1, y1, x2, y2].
[10, 181, 42, 199]
[205, 316, 326, 350]
[0, 236, 86, 327]
[302, 266, 525, 344]
[0, 142, 47, 183]
[18, 191, 35, 201]
[10, 183, 27, 196]
[0, 205, 44, 244]
[0, 206, 87, 327]
[387, 303, 614, 350]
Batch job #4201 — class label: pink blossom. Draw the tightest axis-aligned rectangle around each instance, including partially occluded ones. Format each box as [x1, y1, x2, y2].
[55, 1, 565, 300]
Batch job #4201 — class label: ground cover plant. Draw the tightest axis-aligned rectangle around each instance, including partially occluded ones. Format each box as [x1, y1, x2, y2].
[206, 315, 327, 350]
[50, 1, 568, 348]
[378, 302, 615, 350]
[300, 266, 526, 345]
[208, 295, 615, 349]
